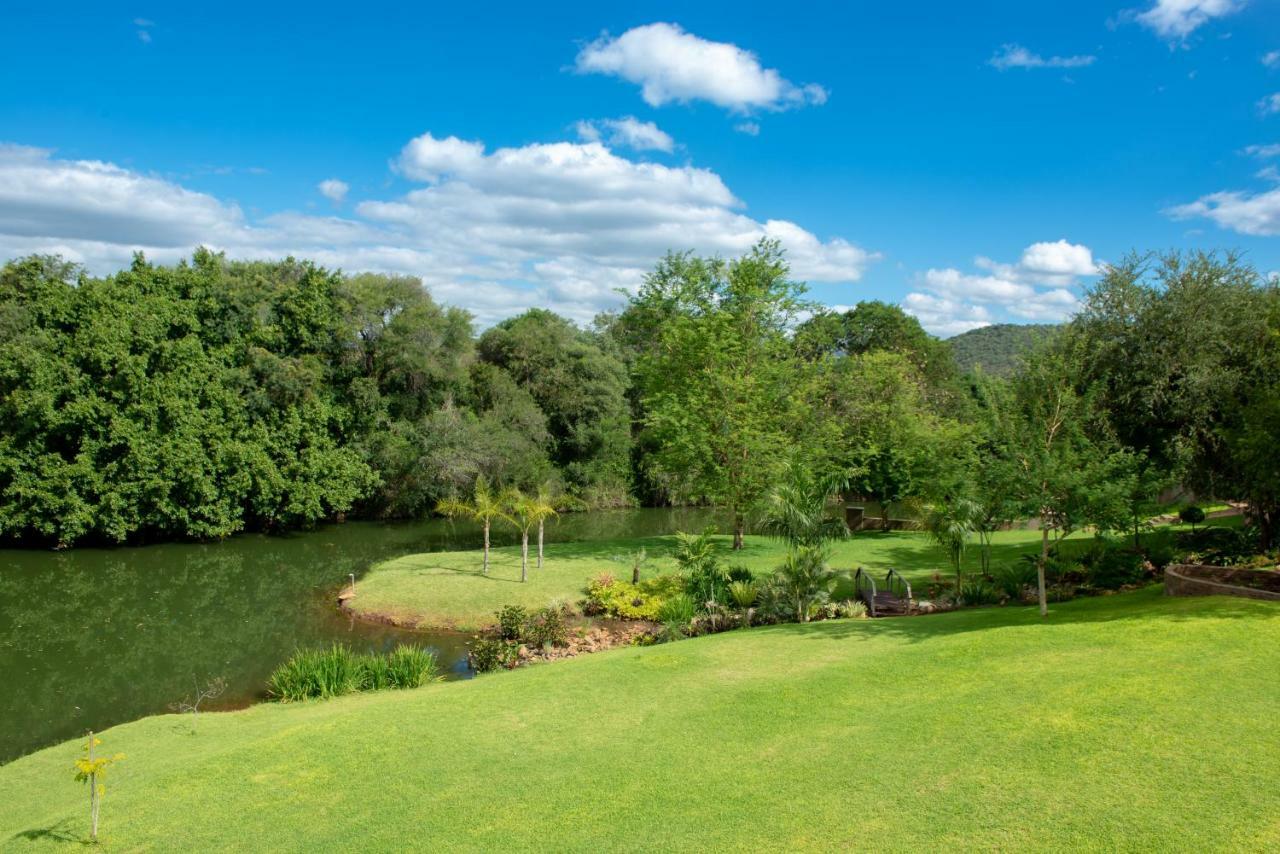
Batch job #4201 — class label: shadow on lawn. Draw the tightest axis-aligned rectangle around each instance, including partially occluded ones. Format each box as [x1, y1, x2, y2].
[776, 586, 1280, 648]
[10, 819, 81, 845]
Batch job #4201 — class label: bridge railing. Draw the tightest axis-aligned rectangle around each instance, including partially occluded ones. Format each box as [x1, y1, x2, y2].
[884, 568, 913, 612]
[853, 567, 878, 617]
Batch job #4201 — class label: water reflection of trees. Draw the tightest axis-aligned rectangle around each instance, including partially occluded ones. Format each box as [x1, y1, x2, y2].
[1, 509, 724, 763]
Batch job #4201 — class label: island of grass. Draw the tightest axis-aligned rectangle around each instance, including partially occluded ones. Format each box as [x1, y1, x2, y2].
[3, 586, 1277, 849]
[349, 527, 1104, 630]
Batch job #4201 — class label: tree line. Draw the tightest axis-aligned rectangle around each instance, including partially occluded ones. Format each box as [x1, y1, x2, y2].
[2, 243, 1276, 554]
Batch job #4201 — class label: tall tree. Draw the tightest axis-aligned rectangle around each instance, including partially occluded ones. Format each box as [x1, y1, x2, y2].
[996, 345, 1130, 616]
[634, 241, 808, 548]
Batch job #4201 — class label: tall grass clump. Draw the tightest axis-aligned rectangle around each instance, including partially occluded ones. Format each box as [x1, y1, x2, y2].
[269, 644, 438, 702]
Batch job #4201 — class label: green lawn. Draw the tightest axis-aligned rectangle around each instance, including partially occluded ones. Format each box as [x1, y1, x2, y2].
[3, 587, 1277, 850]
[351, 527, 1097, 629]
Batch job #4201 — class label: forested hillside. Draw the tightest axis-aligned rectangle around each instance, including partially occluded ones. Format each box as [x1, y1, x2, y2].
[948, 323, 1059, 375]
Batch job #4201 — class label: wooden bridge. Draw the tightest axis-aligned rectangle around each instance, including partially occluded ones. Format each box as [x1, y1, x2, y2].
[853, 567, 914, 617]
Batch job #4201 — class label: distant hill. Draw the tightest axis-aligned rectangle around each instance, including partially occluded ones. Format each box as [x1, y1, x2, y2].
[947, 323, 1060, 376]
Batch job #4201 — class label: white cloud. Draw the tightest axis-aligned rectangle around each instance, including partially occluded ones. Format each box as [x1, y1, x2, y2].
[1264, 50, 1280, 68]
[574, 116, 674, 152]
[1135, 0, 1244, 41]
[901, 240, 1098, 336]
[1260, 93, 1280, 115]
[575, 22, 827, 113]
[0, 136, 876, 328]
[1244, 143, 1280, 157]
[901, 293, 992, 338]
[1167, 186, 1280, 235]
[988, 44, 1096, 71]
[734, 121, 761, 136]
[317, 178, 349, 203]
[1018, 239, 1100, 279]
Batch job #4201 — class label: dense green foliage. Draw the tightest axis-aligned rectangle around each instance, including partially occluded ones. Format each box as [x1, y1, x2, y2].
[0, 253, 627, 545]
[947, 322, 1059, 376]
[3, 587, 1276, 849]
[4, 243, 1276, 560]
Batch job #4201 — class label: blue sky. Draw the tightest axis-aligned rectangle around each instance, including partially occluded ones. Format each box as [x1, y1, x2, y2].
[2, 1, 1279, 334]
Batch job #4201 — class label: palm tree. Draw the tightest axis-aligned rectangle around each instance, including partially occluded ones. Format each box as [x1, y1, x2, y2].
[921, 496, 980, 596]
[758, 464, 849, 550]
[436, 476, 505, 575]
[770, 545, 841, 622]
[499, 491, 550, 583]
[528, 484, 559, 570]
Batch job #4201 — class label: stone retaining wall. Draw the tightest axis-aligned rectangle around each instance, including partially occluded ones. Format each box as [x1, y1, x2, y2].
[1164, 564, 1280, 601]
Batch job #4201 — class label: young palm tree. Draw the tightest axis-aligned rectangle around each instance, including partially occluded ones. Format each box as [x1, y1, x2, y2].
[771, 545, 840, 623]
[922, 496, 980, 596]
[436, 476, 505, 575]
[758, 464, 849, 550]
[528, 484, 559, 570]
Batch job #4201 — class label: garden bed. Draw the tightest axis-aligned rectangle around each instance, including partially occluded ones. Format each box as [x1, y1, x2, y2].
[1164, 563, 1280, 600]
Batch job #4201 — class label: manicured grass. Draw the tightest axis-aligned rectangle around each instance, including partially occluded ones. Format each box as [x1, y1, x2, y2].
[351, 527, 1095, 629]
[3, 587, 1277, 850]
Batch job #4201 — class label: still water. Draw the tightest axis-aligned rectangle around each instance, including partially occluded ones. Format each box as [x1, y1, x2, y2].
[0, 507, 723, 764]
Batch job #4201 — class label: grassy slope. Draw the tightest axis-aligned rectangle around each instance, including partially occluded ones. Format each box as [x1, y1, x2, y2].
[2, 587, 1277, 850]
[351, 528, 1092, 629]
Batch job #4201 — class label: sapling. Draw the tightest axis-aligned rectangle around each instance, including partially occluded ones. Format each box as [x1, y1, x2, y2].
[169, 675, 227, 733]
[73, 732, 124, 843]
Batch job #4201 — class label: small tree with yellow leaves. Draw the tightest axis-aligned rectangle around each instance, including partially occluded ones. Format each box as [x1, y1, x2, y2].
[73, 732, 124, 842]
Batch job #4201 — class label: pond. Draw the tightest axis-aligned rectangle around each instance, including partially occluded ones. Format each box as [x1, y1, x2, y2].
[0, 507, 725, 765]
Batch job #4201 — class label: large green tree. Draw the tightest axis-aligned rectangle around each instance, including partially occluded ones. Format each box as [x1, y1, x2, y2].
[633, 241, 807, 548]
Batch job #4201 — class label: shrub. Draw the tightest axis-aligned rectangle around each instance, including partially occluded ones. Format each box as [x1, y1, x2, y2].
[470, 637, 519, 673]
[582, 573, 686, 620]
[496, 605, 529, 641]
[526, 604, 569, 648]
[1082, 545, 1146, 589]
[768, 546, 840, 623]
[992, 562, 1038, 600]
[727, 565, 754, 584]
[1177, 525, 1261, 566]
[657, 593, 697, 639]
[1178, 505, 1206, 529]
[835, 599, 867, 619]
[957, 579, 1001, 606]
[727, 579, 759, 609]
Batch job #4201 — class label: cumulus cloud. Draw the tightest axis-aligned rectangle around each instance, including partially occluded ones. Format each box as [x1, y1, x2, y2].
[575, 116, 674, 152]
[575, 23, 827, 113]
[1264, 50, 1280, 68]
[0, 135, 876, 327]
[1167, 186, 1280, 235]
[734, 121, 761, 136]
[1134, 0, 1245, 41]
[317, 178, 349, 203]
[901, 240, 1099, 336]
[1260, 93, 1280, 115]
[988, 44, 1096, 71]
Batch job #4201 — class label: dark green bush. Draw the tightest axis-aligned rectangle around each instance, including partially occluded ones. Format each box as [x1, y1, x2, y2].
[496, 605, 528, 641]
[469, 637, 519, 673]
[727, 565, 754, 584]
[992, 562, 1038, 600]
[526, 604, 568, 648]
[1081, 544, 1146, 589]
[1178, 505, 1206, 528]
[1177, 525, 1260, 566]
[958, 579, 1001, 606]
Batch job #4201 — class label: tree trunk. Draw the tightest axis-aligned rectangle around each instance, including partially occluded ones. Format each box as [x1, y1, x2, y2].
[1133, 509, 1141, 550]
[521, 532, 529, 583]
[632, 563, 640, 585]
[483, 520, 490, 575]
[88, 731, 98, 841]
[537, 520, 544, 569]
[733, 513, 745, 550]
[1038, 524, 1049, 618]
